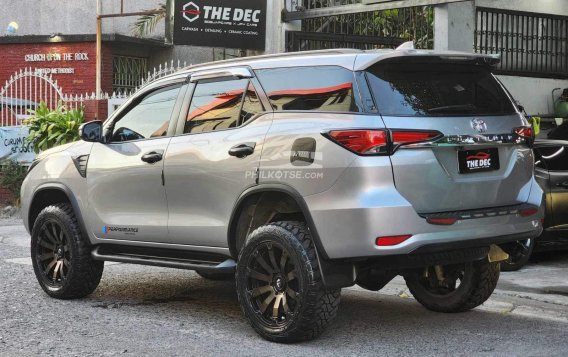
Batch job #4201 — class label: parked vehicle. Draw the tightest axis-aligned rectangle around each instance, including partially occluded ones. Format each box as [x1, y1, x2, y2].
[21, 44, 544, 342]
[501, 137, 568, 271]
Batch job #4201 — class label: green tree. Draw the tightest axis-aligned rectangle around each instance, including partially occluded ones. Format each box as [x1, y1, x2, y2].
[0, 160, 27, 206]
[24, 102, 85, 154]
[131, 3, 166, 37]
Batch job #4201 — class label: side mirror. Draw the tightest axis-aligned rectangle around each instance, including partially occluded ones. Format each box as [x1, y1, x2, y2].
[79, 121, 103, 143]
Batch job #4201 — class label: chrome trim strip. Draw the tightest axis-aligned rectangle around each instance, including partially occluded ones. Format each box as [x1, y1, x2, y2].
[419, 203, 535, 221]
[190, 67, 253, 82]
[401, 133, 527, 148]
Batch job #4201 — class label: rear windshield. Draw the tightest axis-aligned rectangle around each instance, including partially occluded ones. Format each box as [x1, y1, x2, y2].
[365, 63, 516, 116]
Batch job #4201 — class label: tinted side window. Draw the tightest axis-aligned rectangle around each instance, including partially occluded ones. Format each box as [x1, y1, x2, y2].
[537, 145, 568, 171]
[240, 82, 264, 124]
[184, 79, 249, 134]
[365, 62, 516, 116]
[255, 66, 358, 112]
[111, 84, 182, 142]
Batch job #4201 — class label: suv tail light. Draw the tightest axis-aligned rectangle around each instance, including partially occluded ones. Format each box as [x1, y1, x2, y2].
[327, 130, 388, 155]
[326, 129, 441, 155]
[519, 207, 539, 217]
[391, 131, 441, 146]
[513, 126, 534, 145]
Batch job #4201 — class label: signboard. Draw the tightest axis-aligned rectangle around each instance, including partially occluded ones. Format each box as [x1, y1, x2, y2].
[23, 51, 90, 76]
[173, 0, 267, 50]
[0, 126, 35, 164]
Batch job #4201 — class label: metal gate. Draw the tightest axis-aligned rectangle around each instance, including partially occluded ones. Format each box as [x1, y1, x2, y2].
[286, 31, 404, 52]
[0, 68, 64, 127]
[285, 5, 434, 53]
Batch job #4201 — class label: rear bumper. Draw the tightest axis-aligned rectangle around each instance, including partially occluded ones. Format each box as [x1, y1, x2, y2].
[410, 230, 538, 254]
[304, 172, 544, 259]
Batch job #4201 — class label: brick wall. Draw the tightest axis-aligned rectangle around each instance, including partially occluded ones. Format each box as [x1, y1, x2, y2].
[0, 41, 114, 121]
[83, 99, 108, 122]
[0, 41, 116, 202]
[0, 186, 12, 206]
[0, 42, 115, 94]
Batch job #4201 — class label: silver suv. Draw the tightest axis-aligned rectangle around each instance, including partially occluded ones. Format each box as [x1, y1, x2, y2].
[21, 45, 544, 342]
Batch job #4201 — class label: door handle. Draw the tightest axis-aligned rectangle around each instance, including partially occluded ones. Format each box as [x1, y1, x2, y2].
[141, 151, 163, 164]
[228, 143, 256, 158]
[556, 181, 568, 189]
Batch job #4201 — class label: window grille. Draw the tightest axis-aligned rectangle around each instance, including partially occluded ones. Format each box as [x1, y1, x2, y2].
[112, 56, 148, 92]
[300, 6, 434, 50]
[475, 7, 568, 78]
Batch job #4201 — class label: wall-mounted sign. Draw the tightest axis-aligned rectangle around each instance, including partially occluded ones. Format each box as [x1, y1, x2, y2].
[35, 68, 75, 75]
[21, 51, 90, 76]
[24, 52, 89, 62]
[0, 126, 35, 164]
[173, 0, 267, 50]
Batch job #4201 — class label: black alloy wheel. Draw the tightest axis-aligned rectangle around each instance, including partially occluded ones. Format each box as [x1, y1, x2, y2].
[31, 204, 104, 299]
[243, 241, 301, 327]
[35, 220, 71, 288]
[404, 258, 500, 313]
[236, 221, 340, 342]
[417, 264, 468, 295]
[500, 238, 535, 271]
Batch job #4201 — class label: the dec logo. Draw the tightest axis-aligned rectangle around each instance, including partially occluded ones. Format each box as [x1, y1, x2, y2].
[466, 152, 492, 170]
[181, 2, 262, 24]
[202, 6, 262, 23]
[181, 2, 201, 23]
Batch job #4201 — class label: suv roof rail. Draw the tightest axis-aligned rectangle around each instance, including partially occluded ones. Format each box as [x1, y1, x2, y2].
[182, 49, 364, 72]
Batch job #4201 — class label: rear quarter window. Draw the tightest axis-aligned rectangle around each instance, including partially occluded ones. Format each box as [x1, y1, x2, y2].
[365, 62, 516, 116]
[255, 66, 359, 112]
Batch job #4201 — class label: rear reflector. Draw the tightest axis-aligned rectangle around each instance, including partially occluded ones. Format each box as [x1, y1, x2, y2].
[426, 217, 458, 225]
[376, 235, 412, 246]
[519, 207, 539, 217]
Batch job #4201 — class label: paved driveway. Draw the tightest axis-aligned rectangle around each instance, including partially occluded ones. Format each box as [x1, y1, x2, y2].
[1, 218, 567, 356]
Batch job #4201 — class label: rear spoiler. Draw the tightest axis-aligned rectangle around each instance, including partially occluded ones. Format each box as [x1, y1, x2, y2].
[354, 42, 501, 71]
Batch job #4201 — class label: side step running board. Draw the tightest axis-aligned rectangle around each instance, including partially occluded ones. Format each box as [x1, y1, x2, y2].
[91, 246, 236, 273]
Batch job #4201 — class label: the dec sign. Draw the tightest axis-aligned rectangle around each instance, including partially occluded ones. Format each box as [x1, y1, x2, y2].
[173, 0, 267, 50]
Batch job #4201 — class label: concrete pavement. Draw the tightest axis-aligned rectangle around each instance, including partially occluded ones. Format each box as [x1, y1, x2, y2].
[1, 218, 567, 356]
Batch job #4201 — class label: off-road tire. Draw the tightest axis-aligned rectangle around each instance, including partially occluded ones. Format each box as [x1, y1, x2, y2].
[195, 270, 234, 281]
[236, 221, 340, 343]
[404, 257, 500, 313]
[500, 239, 534, 272]
[31, 204, 104, 299]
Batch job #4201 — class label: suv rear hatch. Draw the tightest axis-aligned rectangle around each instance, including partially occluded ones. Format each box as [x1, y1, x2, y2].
[363, 57, 533, 213]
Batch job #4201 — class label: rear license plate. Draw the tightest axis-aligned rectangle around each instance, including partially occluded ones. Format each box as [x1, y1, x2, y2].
[458, 148, 500, 174]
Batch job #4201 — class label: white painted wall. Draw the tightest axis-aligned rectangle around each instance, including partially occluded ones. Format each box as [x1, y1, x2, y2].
[0, 0, 165, 38]
[434, 2, 476, 52]
[497, 75, 568, 116]
[475, 0, 568, 16]
[261, 0, 301, 55]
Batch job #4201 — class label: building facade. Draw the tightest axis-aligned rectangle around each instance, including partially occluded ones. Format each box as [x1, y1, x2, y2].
[0, 0, 566, 118]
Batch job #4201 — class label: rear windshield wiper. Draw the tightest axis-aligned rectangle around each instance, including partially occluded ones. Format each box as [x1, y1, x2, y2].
[427, 104, 477, 113]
